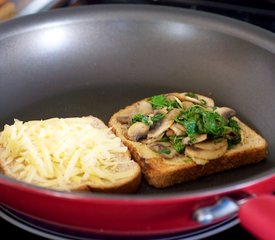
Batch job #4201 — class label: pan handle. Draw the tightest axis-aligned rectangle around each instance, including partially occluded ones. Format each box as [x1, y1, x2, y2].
[239, 194, 275, 240]
[193, 197, 239, 224]
[194, 195, 275, 240]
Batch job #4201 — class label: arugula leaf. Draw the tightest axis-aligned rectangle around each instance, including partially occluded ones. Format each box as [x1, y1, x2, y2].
[131, 113, 165, 126]
[227, 119, 242, 148]
[148, 95, 181, 110]
[184, 120, 197, 135]
[201, 111, 225, 137]
[148, 95, 169, 109]
[175, 105, 226, 138]
[131, 114, 149, 125]
[160, 136, 169, 142]
[151, 113, 165, 124]
[169, 135, 185, 153]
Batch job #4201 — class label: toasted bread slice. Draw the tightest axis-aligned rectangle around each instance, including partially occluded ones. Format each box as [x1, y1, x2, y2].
[0, 116, 141, 193]
[109, 93, 268, 188]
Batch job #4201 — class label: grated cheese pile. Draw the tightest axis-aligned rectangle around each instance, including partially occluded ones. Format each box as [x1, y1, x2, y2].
[0, 117, 134, 191]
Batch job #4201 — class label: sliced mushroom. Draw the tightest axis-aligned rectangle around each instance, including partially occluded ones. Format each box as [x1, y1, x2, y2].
[183, 96, 202, 105]
[116, 107, 136, 124]
[182, 134, 208, 145]
[180, 92, 215, 107]
[194, 138, 227, 151]
[185, 139, 227, 160]
[148, 108, 181, 139]
[153, 107, 168, 115]
[117, 101, 153, 125]
[166, 95, 183, 108]
[167, 93, 186, 101]
[149, 141, 171, 149]
[181, 101, 193, 109]
[169, 123, 186, 136]
[127, 122, 150, 141]
[215, 107, 236, 122]
[117, 115, 131, 124]
[136, 100, 153, 115]
[165, 129, 175, 137]
[141, 133, 164, 144]
[197, 95, 215, 107]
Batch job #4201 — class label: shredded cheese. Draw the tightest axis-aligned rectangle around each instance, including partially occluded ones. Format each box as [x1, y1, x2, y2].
[0, 117, 134, 191]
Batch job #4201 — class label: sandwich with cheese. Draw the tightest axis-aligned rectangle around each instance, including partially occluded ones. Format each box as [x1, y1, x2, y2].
[109, 92, 268, 188]
[0, 116, 141, 193]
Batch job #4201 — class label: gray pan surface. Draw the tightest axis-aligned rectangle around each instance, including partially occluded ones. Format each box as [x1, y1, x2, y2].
[0, 5, 275, 196]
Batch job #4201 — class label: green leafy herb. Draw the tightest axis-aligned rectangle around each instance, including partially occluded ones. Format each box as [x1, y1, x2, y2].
[160, 136, 169, 142]
[185, 92, 198, 99]
[131, 114, 149, 125]
[174, 105, 242, 148]
[148, 95, 181, 110]
[227, 119, 242, 148]
[188, 134, 197, 144]
[148, 95, 169, 109]
[151, 113, 165, 124]
[174, 105, 226, 138]
[169, 135, 185, 153]
[202, 111, 225, 136]
[184, 120, 197, 135]
[131, 112, 166, 126]
[159, 149, 171, 155]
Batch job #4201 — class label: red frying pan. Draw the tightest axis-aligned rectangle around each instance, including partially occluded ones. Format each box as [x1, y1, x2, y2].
[0, 4, 275, 239]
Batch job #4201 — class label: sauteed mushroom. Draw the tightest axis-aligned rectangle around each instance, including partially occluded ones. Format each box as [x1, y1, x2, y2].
[141, 133, 164, 144]
[180, 92, 215, 107]
[117, 115, 131, 124]
[194, 138, 228, 150]
[127, 122, 150, 141]
[215, 107, 236, 122]
[185, 139, 227, 160]
[148, 108, 181, 139]
[197, 95, 215, 107]
[181, 101, 193, 109]
[136, 100, 153, 115]
[166, 95, 183, 108]
[117, 101, 153, 124]
[169, 123, 186, 136]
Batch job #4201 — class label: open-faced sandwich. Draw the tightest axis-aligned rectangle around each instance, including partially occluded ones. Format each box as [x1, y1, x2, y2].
[109, 92, 268, 188]
[0, 116, 141, 193]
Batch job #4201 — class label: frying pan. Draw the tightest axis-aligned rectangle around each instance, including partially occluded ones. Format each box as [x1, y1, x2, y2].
[0, 4, 275, 239]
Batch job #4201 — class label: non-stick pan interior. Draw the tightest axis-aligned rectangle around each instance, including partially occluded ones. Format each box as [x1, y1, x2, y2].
[0, 5, 274, 196]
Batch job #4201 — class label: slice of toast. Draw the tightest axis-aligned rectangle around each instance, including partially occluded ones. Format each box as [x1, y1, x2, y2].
[0, 116, 141, 193]
[109, 93, 268, 188]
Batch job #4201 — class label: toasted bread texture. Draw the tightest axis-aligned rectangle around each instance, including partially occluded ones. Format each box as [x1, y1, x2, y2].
[109, 93, 268, 188]
[0, 116, 141, 193]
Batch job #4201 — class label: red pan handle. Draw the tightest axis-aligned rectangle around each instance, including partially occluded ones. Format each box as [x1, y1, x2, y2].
[239, 195, 275, 240]
[194, 194, 275, 239]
